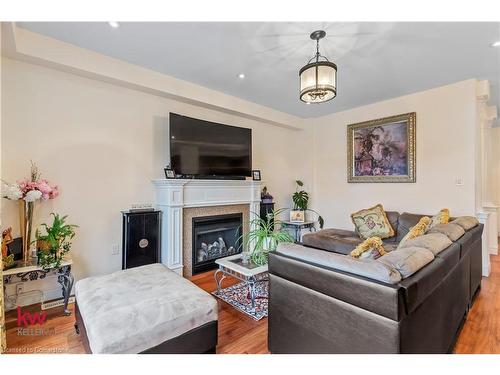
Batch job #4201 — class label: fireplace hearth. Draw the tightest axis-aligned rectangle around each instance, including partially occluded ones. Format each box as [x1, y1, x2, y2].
[192, 213, 242, 275]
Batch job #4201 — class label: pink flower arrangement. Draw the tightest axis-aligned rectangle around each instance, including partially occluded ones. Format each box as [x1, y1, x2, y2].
[2, 163, 59, 202]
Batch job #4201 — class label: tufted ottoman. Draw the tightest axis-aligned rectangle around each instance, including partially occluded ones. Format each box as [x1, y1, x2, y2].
[74, 263, 218, 354]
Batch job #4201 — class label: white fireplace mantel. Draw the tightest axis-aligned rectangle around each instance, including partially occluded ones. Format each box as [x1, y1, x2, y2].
[152, 179, 262, 275]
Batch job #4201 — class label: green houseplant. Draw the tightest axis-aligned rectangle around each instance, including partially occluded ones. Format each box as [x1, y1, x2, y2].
[241, 208, 294, 266]
[35, 213, 77, 269]
[291, 180, 324, 229]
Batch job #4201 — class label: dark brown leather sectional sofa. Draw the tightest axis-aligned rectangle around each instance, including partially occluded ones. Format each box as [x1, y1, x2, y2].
[268, 212, 483, 353]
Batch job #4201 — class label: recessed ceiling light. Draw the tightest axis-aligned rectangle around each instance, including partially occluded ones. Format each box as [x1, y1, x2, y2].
[490, 41, 500, 47]
[238, 73, 245, 79]
[306, 102, 311, 105]
[108, 21, 120, 29]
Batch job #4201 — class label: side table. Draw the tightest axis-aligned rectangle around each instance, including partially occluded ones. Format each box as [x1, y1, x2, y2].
[281, 221, 317, 242]
[2, 259, 74, 315]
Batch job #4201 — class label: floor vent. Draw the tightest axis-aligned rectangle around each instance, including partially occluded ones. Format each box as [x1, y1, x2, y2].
[41, 296, 75, 311]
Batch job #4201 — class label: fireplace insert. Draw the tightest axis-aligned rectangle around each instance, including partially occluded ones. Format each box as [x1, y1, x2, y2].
[192, 213, 242, 275]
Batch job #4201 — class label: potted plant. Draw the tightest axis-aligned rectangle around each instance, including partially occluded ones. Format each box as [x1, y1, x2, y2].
[2, 162, 59, 265]
[241, 208, 294, 266]
[35, 213, 77, 269]
[291, 180, 324, 229]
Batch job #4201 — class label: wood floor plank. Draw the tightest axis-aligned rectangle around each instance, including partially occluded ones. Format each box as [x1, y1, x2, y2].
[5, 252, 500, 354]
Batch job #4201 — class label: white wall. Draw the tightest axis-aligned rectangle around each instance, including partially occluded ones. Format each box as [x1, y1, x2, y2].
[311, 80, 478, 230]
[0, 58, 310, 304]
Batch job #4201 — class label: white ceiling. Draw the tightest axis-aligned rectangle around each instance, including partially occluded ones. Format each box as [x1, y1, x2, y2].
[17, 22, 500, 118]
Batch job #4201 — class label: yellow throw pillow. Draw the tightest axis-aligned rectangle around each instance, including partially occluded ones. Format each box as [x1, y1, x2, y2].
[429, 209, 450, 229]
[398, 216, 432, 248]
[351, 204, 395, 239]
[350, 237, 386, 260]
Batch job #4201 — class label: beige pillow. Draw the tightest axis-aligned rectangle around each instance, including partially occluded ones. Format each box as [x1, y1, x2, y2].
[428, 208, 450, 230]
[397, 233, 452, 255]
[350, 237, 386, 260]
[378, 247, 435, 278]
[452, 216, 479, 231]
[428, 223, 465, 241]
[397, 216, 431, 249]
[351, 204, 395, 240]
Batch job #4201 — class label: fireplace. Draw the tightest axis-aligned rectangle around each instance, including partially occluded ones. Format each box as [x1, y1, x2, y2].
[192, 213, 243, 275]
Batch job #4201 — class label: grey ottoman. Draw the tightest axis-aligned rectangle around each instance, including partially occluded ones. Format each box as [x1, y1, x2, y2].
[74, 263, 218, 354]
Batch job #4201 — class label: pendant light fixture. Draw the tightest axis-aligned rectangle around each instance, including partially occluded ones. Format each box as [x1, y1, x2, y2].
[299, 30, 337, 104]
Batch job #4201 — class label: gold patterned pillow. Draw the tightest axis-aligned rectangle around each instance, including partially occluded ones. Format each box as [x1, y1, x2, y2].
[351, 204, 395, 239]
[350, 236, 387, 260]
[398, 216, 431, 248]
[429, 209, 450, 230]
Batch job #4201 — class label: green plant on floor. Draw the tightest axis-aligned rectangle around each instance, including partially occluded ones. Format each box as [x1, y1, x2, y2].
[241, 208, 294, 266]
[35, 213, 78, 269]
[291, 180, 325, 229]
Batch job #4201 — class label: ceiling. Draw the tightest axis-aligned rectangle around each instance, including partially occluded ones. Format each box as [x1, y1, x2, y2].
[17, 22, 500, 118]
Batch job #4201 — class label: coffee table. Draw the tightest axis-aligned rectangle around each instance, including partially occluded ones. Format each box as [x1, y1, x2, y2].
[214, 254, 268, 311]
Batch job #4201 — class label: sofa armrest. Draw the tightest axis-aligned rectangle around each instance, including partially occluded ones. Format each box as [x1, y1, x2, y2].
[268, 250, 405, 321]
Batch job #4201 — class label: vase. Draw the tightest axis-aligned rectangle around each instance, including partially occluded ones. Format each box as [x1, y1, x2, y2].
[19, 200, 35, 266]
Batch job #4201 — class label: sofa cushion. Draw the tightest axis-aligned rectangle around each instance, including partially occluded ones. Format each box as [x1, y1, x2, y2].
[398, 233, 452, 255]
[451, 216, 479, 231]
[351, 204, 395, 240]
[276, 243, 402, 284]
[384, 211, 400, 242]
[397, 216, 431, 249]
[302, 228, 362, 255]
[428, 223, 465, 241]
[350, 237, 387, 260]
[378, 247, 435, 278]
[396, 213, 426, 243]
[429, 208, 450, 230]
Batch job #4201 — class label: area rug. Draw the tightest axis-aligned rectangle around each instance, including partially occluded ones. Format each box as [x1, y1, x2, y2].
[212, 279, 268, 321]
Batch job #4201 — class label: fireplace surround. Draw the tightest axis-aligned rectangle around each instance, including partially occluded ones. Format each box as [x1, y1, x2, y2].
[152, 179, 261, 276]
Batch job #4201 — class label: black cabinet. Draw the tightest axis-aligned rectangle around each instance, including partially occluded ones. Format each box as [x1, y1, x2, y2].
[122, 210, 161, 269]
[260, 202, 275, 228]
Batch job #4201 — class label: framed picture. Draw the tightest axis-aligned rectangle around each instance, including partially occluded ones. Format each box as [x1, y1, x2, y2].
[252, 170, 261, 181]
[164, 168, 176, 179]
[347, 112, 416, 183]
[289, 210, 305, 223]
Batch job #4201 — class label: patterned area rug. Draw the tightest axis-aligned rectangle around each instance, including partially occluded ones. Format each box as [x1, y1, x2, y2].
[212, 279, 269, 321]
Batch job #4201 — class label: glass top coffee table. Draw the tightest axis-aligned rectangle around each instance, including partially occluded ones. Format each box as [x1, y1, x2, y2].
[214, 254, 268, 311]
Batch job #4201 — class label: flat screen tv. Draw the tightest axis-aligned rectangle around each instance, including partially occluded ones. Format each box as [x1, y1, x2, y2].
[169, 113, 252, 179]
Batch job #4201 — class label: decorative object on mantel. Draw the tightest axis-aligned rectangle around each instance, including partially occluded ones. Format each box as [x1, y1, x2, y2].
[164, 167, 176, 179]
[2, 162, 59, 266]
[242, 208, 293, 266]
[252, 170, 261, 181]
[261, 186, 273, 204]
[299, 30, 337, 104]
[291, 180, 324, 229]
[35, 213, 77, 270]
[347, 112, 416, 183]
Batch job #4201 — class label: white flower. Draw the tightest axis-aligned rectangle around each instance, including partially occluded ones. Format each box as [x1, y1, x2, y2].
[24, 189, 42, 202]
[3, 184, 23, 200]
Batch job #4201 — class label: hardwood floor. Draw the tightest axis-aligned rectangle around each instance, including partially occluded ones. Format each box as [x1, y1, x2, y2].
[4, 254, 500, 354]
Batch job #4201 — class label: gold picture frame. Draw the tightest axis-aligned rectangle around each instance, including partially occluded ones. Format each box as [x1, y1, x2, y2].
[347, 112, 416, 183]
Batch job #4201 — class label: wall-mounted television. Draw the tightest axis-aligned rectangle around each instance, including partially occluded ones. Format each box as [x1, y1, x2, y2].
[169, 113, 252, 179]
